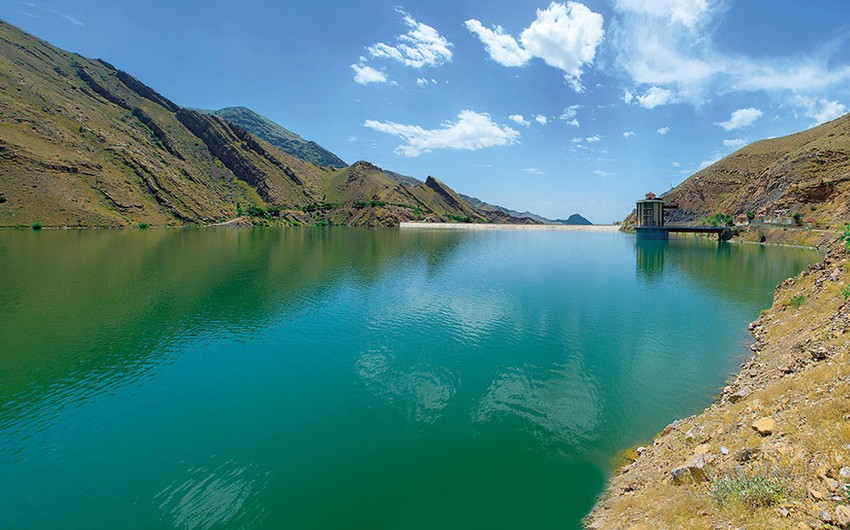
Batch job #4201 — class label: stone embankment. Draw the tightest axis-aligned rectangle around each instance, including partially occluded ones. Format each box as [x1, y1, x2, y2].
[586, 240, 849, 530]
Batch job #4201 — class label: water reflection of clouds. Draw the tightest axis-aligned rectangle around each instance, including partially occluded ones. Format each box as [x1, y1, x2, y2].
[155, 460, 270, 529]
[472, 361, 601, 450]
[356, 348, 458, 424]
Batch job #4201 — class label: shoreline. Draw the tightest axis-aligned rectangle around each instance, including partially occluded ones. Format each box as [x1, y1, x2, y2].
[399, 222, 620, 231]
[585, 238, 849, 529]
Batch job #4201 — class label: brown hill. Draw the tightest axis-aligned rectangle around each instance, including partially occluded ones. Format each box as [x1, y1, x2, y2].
[628, 113, 850, 226]
[0, 19, 501, 228]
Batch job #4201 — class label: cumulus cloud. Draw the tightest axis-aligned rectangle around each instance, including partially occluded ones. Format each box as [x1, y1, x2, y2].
[656, 126, 670, 135]
[416, 77, 437, 87]
[622, 131, 636, 138]
[723, 138, 746, 148]
[466, 2, 604, 92]
[635, 86, 680, 109]
[464, 20, 531, 67]
[585, 135, 601, 143]
[364, 110, 520, 157]
[560, 105, 581, 126]
[794, 96, 847, 126]
[351, 64, 388, 85]
[367, 9, 453, 69]
[715, 108, 763, 131]
[535, 114, 549, 125]
[509, 114, 531, 127]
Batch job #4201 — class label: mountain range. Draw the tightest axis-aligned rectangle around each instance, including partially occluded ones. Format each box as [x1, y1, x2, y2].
[0, 19, 533, 228]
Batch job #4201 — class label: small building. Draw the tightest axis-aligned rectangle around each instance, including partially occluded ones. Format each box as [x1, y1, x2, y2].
[735, 214, 749, 225]
[636, 192, 665, 227]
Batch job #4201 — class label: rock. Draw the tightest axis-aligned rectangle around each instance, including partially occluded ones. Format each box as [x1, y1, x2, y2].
[840, 466, 850, 477]
[720, 446, 729, 455]
[729, 386, 752, 403]
[809, 346, 828, 361]
[824, 478, 839, 492]
[779, 507, 790, 517]
[671, 455, 709, 485]
[834, 505, 850, 528]
[809, 488, 825, 501]
[752, 417, 775, 436]
[821, 510, 833, 524]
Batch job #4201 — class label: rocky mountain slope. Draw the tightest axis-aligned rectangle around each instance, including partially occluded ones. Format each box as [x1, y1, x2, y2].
[0, 19, 503, 228]
[202, 106, 347, 169]
[627, 113, 850, 226]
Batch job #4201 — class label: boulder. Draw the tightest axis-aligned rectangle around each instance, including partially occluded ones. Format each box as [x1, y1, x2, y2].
[834, 505, 850, 528]
[671, 455, 709, 485]
[752, 417, 775, 436]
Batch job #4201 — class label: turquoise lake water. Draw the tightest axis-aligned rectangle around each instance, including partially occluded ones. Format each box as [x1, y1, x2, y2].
[0, 228, 821, 529]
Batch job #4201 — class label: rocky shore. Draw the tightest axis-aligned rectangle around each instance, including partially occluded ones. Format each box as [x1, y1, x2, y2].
[586, 239, 849, 529]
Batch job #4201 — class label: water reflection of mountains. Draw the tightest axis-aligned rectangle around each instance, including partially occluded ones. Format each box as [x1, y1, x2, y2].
[635, 237, 821, 304]
[0, 228, 469, 424]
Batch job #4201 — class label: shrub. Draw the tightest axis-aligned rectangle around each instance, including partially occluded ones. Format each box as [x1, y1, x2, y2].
[746, 211, 755, 221]
[842, 285, 850, 300]
[137, 222, 149, 229]
[31, 221, 42, 230]
[706, 213, 734, 227]
[840, 224, 850, 250]
[246, 205, 268, 218]
[758, 231, 766, 243]
[790, 295, 806, 308]
[711, 467, 789, 510]
[792, 212, 802, 225]
[267, 206, 281, 217]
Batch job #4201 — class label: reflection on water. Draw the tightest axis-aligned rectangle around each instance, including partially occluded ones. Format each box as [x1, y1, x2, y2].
[0, 228, 821, 529]
[155, 460, 271, 530]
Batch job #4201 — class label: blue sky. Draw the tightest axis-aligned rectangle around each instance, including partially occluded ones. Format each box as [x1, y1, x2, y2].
[4, 1, 850, 222]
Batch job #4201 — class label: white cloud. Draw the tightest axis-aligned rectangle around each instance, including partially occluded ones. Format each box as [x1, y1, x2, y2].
[622, 90, 634, 104]
[351, 64, 388, 85]
[622, 131, 636, 138]
[509, 114, 531, 126]
[466, 2, 604, 92]
[368, 9, 453, 69]
[699, 152, 724, 169]
[656, 126, 670, 135]
[610, 0, 850, 103]
[585, 135, 601, 143]
[594, 169, 615, 177]
[535, 114, 549, 125]
[715, 107, 762, 131]
[634, 86, 680, 109]
[416, 77, 437, 87]
[794, 96, 847, 126]
[464, 20, 532, 67]
[364, 110, 520, 157]
[613, 0, 710, 30]
[25, 2, 86, 27]
[722, 138, 746, 148]
[571, 137, 584, 143]
[672, 161, 681, 167]
[523, 168, 544, 175]
[560, 105, 581, 126]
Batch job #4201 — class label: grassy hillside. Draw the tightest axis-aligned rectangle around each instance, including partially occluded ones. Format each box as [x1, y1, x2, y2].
[205, 106, 348, 169]
[0, 19, 500, 228]
[627, 113, 850, 227]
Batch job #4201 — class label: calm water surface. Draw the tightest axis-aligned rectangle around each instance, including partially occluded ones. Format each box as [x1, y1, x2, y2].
[0, 228, 820, 529]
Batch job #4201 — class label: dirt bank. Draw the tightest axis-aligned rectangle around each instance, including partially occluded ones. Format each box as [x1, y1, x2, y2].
[586, 240, 849, 529]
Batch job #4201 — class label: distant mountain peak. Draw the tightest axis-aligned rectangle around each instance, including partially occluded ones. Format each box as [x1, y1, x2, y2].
[204, 106, 348, 169]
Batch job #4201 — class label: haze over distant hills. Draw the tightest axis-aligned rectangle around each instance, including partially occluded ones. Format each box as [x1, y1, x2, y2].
[0, 19, 532, 228]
